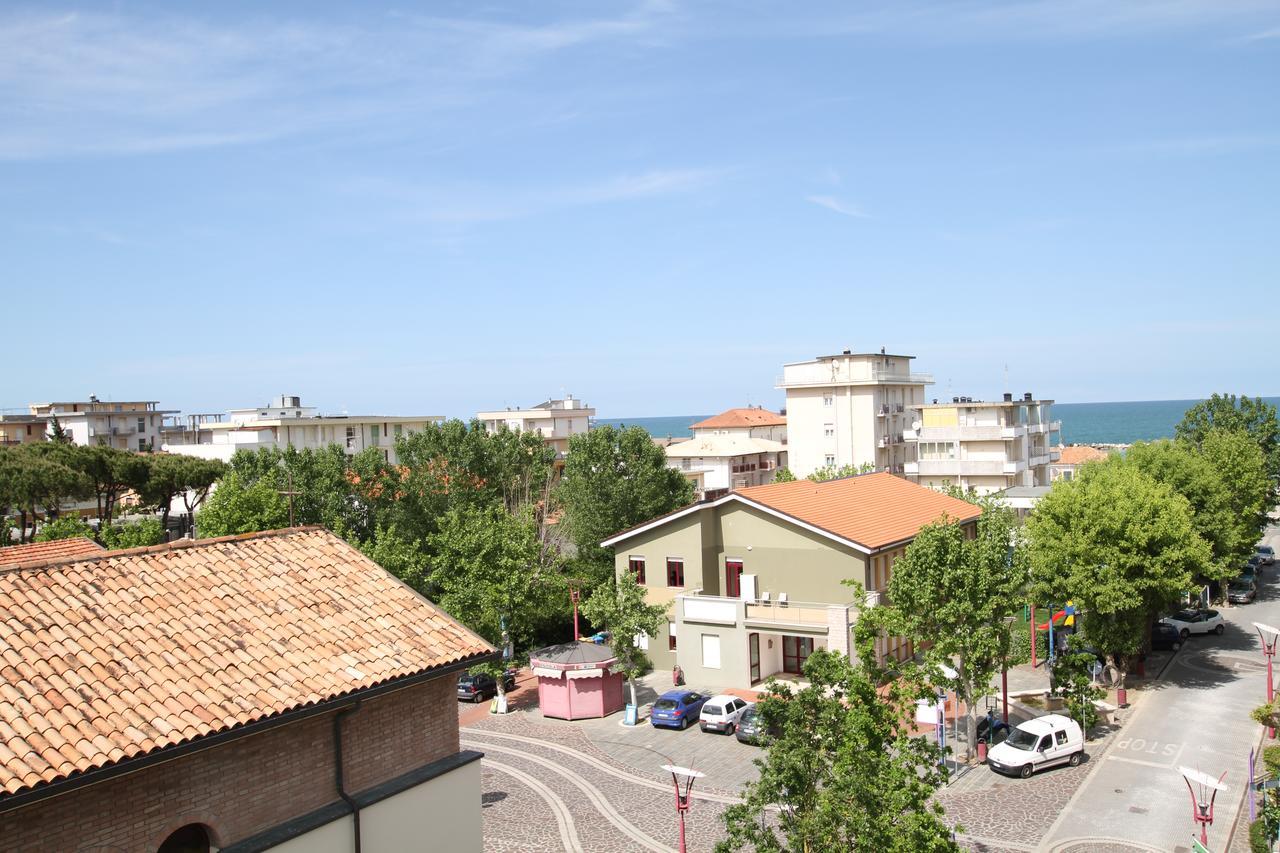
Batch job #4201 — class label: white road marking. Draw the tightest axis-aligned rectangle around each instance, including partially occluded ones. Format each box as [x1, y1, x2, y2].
[1105, 755, 1179, 770]
[484, 758, 583, 853]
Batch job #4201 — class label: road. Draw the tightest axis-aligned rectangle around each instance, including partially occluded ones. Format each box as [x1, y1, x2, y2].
[1040, 526, 1280, 853]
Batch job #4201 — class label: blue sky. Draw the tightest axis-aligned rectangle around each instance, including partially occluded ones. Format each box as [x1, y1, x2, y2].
[3, 1, 1278, 418]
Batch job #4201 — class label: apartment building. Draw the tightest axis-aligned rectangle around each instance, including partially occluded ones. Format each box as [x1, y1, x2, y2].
[0, 413, 49, 447]
[476, 395, 594, 459]
[777, 349, 932, 477]
[26, 398, 175, 451]
[1049, 445, 1111, 481]
[664, 407, 787, 498]
[601, 473, 981, 689]
[904, 392, 1062, 495]
[161, 395, 443, 464]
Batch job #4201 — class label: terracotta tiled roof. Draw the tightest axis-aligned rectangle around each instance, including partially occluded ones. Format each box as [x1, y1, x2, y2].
[690, 408, 787, 430]
[735, 472, 982, 550]
[1054, 445, 1110, 466]
[0, 537, 104, 565]
[0, 527, 491, 799]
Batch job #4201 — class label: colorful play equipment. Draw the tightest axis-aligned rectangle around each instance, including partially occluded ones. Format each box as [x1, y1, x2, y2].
[1030, 601, 1076, 668]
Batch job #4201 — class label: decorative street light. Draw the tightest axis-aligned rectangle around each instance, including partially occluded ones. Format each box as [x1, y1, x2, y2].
[1254, 623, 1280, 738]
[1178, 765, 1228, 848]
[661, 764, 705, 853]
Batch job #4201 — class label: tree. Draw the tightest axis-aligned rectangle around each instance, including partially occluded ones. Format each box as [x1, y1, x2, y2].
[2, 445, 92, 540]
[717, 648, 956, 853]
[773, 466, 797, 483]
[1026, 461, 1208, 690]
[141, 454, 226, 529]
[873, 499, 1026, 762]
[1051, 636, 1106, 735]
[358, 524, 431, 591]
[48, 415, 72, 444]
[806, 462, 876, 481]
[429, 505, 564, 707]
[100, 517, 166, 549]
[196, 472, 290, 536]
[71, 445, 151, 524]
[1176, 393, 1280, 482]
[33, 515, 95, 542]
[557, 425, 694, 589]
[578, 571, 668, 710]
[1199, 428, 1272, 547]
[1123, 440, 1244, 589]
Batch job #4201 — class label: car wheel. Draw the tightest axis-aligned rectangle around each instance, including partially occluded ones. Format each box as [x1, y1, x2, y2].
[1019, 764, 1034, 779]
[725, 723, 735, 736]
[1180, 629, 1190, 640]
[473, 692, 483, 703]
[1215, 624, 1225, 635]
[680, 716, 689, 730]
[1068, 751, 1083, 767]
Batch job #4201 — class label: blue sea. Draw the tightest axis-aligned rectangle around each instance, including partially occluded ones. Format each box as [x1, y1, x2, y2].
[598, 397, 1280, 445]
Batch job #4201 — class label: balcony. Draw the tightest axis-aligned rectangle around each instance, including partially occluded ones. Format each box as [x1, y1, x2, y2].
[912, 459, 1016, 477]
[677, 591, 861, 632]
[777, 366, 935, 389]
[1026, 420, 1062, 435]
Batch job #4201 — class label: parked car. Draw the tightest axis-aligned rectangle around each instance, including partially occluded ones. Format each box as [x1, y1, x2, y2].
[735, 706, 778, 745]
[699, 695, 753, 735]
[456, 670, 517, 703]
[1258, 545, 1276, 567]
[1150, 621, 1182, 651]
[1239, 566, 1259, 590]
[1160, 608, 1225, 639]
[651, 690, 708, 730]
[1229, 580, 1258, 605]
[987, 714, 1085, 778]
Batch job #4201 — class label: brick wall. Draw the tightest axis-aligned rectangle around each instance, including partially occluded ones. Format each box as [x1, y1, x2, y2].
[0, 675, 460, 853]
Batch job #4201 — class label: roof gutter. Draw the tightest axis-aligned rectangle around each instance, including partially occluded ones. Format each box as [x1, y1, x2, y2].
[0, 649, 498, 816]
[334, 701, 362, 853]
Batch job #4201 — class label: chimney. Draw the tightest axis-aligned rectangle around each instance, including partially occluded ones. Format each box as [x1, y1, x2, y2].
[1024, 392, 1033, 402]
[1003, 392, 1013, 402]
[952, 396, 959, 403]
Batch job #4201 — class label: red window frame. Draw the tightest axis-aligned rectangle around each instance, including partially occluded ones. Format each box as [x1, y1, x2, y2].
[725, 559, 743, 598]
[628, 557, 646, 584]
[666, 559, 684, 587]
[669, 632, 678, 651]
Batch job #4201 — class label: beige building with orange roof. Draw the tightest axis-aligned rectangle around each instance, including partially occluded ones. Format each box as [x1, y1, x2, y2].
[1050, 444, 1112, 481]
[0, 527, 493, 853]
[601, 472, 980, 689]
[664, 407, 788, 498]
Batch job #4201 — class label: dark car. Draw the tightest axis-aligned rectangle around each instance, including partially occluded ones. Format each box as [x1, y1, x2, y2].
[457, 670, 517, 703]
[735, 706, 780, 745]
[1150, 622, 1182, 651]
[650, 690, 708, 730]
[1229, 580, 1258, 605]
[1239, 567, 1259, 590]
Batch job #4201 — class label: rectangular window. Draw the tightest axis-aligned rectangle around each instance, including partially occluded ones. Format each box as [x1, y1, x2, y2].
[394, 424, 403, 437]
[725, 559, 743, 598]
[669, 623, 678, 651]
[822, 394, 834, 407]
[666, 558, 684, 587]
[824, 455, 836, 467]
[137, 438, 147, 451]
[628, 556, 646, 584]
[383, 423, 388, 437]
[701, 634, 721, 669]
[823, 423, 834, 438]
[137, 417, 146, 433]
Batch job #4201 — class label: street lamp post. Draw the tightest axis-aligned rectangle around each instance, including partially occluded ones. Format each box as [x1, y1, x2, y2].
[1178, 766, 1228, 848]
[661, 764, 705, 853]
[1255, 622, 1280, 738]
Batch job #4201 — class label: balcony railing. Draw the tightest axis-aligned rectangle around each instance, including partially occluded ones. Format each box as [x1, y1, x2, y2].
[777, 369, 935, 388]
[677, 591, 862, 630]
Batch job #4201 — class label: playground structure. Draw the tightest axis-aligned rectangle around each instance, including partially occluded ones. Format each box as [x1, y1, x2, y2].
[1029, 602, 1076, 669]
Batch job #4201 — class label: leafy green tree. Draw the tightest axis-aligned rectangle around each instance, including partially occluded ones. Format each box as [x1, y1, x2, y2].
[48, 415, 72, 444]
[2, 445, 92, 540]
[140, 454, 226, 529]
[557, 425, 694, 589]
[805, 461, 876, 481]
[772, 466, 796, 483]
[70, 445, 152, 524]
[1051, 636, 1106, 735]
[717, 648, 956, 853]
[33, 515, 95, 542]
[196, 472, 290, 536]
[873, 499, 1026, 762]
[100, 517, 166, 549]
[1123, 440, 1245, 588]
[579, 571, 668, 710]
[429, 505, 564, 706]
[1026, 461, 1208, 689]
[1199, 428, 1272, 549]
[358, 524, 431, 591]
[1176, 393, 1280, 482]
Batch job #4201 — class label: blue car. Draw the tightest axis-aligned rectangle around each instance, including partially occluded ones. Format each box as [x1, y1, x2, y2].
[650, 690, 708, 730]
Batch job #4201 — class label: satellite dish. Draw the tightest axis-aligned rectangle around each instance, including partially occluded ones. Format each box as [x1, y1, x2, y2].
[912, 420, 922, 430]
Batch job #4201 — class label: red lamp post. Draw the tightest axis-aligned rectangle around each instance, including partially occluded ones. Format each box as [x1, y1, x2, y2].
[661, 764, 705, 853]
[1255, 622, 1280, 738]
[1178, 766, 1227, 848]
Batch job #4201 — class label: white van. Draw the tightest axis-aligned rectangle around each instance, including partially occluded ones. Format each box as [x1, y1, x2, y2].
[986, 713, 1084, 778]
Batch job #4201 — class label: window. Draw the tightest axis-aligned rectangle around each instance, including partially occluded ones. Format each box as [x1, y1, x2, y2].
[629, 556, 646, 584]
[1055, 729, 1068, 746]
[137, 438, 147, 451]
[920, 441, 958, 461]
[383, 423, 389, 437]
[725, 559, 743, 597]
[668, 622, 678, 650]
[824, 455, 836, 467]
[701, 634, 721, 668]
[823, 423, 835, 438]
[822, 394, 834, 407]
[666, 558, 684, 587]
[394, 424, 403, 437]
[137, 417, 146, 432]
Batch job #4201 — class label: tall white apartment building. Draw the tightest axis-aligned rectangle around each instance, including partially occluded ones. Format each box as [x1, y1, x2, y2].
[161, 395, 443, 464]
[476, 395, 594, 459]
[26, 398, 176, 452]
[904, 392, 1062, 494]
[777, 349, 932, 477]
[664, 407, 788, 498]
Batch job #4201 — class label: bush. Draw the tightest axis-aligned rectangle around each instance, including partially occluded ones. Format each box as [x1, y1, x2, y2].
[101, 517, 166, 550]
[1251, 816, 1272, 853]
[1007, 622, 1050, 666]
[1264, 744, 1280, 778]
[34, 516, 95, 542]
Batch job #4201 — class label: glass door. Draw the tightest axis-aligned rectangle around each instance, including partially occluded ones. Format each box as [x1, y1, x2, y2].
[749, 633, 761, 683]
[782, 636, 814, 674]
[725, 559, 743, 598]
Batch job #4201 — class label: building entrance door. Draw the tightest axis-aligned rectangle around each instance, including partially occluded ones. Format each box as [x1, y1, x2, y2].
[749, 633, 761, 683]
[782, 636, 814, 674]
[726, 560, 743, 598]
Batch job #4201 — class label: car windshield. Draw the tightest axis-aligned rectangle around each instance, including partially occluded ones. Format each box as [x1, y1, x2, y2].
[1005, 727, 1040, 751]
[1174, 610, 1197, 621]
[740, 708, 758, 723]
[459, 675, 477, 685]
[703, 705, 723, 716]
[1261, 547, 1275, 555]
[654, 699, 678, 710]
[1231, 582, 1252, 591]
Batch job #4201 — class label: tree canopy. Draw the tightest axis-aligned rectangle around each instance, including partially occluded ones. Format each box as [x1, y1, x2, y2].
[1176, 393, 1280, 482]
[579, 570, 668, 709]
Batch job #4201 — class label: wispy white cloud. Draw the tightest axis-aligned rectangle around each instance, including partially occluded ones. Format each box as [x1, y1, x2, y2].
[1235, 24, 1280, 41]
[0, 3, 676, 160]
[805, 195, 869, 218]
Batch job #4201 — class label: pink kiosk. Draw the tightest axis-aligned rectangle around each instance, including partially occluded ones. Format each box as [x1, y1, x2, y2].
[530, 641, 625, 721]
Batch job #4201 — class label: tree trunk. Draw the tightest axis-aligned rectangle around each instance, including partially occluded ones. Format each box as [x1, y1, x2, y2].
[628, 676, 638, 711]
